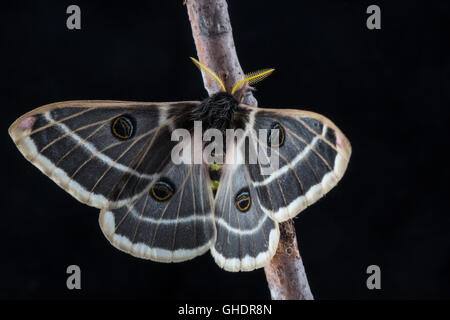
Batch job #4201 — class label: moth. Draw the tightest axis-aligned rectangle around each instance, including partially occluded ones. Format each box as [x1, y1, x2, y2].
[9, 58, 351, 272]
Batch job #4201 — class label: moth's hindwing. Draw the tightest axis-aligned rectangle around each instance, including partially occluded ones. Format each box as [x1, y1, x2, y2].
[243, 106, 351, 222]
[211, 163, 280, 272]
[99, 163, 216, 262]
[8, 100, 198, 210]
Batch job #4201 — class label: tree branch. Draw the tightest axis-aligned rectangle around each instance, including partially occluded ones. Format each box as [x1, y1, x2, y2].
[264, 220, 313, 300]
[185, 0, 313, 300]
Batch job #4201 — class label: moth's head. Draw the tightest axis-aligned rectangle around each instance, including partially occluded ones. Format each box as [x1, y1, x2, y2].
[190, 57, 275, 103]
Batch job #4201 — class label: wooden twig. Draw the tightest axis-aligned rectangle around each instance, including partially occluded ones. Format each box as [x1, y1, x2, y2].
[264, 220, 313, 300]
[185, 0, 313, 300]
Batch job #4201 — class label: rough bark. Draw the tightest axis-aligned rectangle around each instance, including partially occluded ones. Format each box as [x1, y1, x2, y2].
[264, 220, 314, 300]
[185, 0, 313, 300]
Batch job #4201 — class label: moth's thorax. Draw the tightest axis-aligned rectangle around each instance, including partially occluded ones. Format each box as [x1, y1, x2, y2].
[191, 92, 239, 132]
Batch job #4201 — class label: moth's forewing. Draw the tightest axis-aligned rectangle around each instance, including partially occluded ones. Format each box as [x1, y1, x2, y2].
[211, 105, 351, 271]
[8, 100, 198, 210]
[241, 106, 351, 222]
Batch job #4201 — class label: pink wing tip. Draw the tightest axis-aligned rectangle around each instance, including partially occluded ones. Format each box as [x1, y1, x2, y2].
[17, 116, 36, 130]
[336, 132, 344, 147]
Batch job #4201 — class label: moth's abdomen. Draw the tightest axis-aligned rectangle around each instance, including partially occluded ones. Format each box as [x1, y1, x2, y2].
[208, 162, 222, 197]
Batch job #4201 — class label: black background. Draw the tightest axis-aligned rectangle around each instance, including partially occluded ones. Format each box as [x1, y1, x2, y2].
[1, 0, 449, 300]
